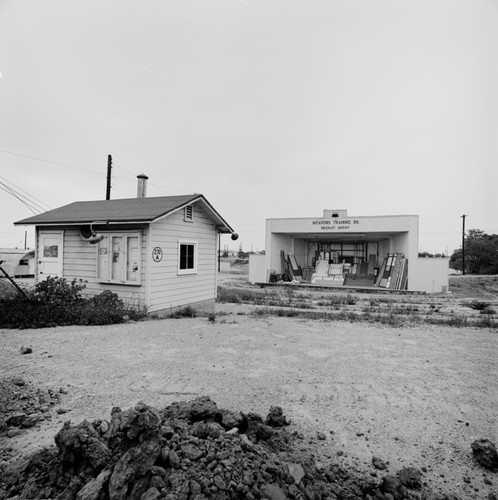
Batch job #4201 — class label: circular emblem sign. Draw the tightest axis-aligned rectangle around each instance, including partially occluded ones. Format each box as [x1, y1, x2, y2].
[152, 247, 163, 262]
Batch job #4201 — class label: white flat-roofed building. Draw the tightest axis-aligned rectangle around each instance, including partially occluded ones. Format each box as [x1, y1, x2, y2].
[250, 209, 448, 293]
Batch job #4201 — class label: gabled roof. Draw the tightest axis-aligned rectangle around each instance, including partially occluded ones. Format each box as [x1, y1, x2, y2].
[14, 194, 234, 233]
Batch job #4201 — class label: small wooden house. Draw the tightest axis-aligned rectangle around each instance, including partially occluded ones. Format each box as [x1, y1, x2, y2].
[14, 188, 236, 315]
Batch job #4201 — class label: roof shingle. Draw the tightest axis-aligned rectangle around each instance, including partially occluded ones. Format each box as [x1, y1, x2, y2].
[14, 194, 234, 233]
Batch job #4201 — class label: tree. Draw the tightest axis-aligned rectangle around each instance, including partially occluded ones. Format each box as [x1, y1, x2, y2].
[418, 251, 447, 258]
[450, 229, 498, 274]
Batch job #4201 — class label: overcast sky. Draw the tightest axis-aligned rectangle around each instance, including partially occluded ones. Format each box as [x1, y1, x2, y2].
[1, 0, 496, 255]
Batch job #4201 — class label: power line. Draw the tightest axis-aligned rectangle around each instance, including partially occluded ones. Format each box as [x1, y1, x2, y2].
[0, 182, 42, 215]
[0, 148, 215, 199]
[0, 148, 103, 176]
[0, 175, 51, 212]
[112, 161, 195, 195]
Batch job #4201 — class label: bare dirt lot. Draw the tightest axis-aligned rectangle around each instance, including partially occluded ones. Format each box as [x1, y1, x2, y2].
[1, 272, 497, 499]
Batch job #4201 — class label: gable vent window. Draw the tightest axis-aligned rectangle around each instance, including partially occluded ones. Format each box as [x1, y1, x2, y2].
[184, 205, 194, 222]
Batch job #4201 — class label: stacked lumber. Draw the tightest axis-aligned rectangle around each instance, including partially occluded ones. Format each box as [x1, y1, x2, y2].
[311, 261, 345, 285]
[280, 251, 304, 282]
[375, 253, 408, 290]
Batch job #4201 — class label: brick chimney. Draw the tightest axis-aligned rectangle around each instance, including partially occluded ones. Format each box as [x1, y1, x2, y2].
[137, 174, 148, 198]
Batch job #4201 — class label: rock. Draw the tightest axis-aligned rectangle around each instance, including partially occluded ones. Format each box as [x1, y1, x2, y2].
[380, 474, 407, 497]
[221, 410, 245, 430]
[471, 439, 498, 470]
[168, 449, 180, 468]
[213, 475, 226, 490]
[397, 467, 422, 490]
[141, 487, 161, 500]
[55, 420, 112, 475]
[372, 456, 387, 470]
[285, 462, 305, 484]
[260, 483, 286, 500]
[108, 438, 162, 500]
[191, 421, 223, 439]
[182, 444, 203, 461]
[265, 406, 290, 427]
[21, 414, 40, 428]
[161, 424, 174, 438]
[185, 396, 221, 422]
[5, 412, 27, 427]
[11, 377, 25, 386]
[57, 408, 69, 414]
[317, 432, 326, 440]
[20, 346, 32, 355]
[75, 469, 111, 500]
[6, 428, 22, 438]
[239, 433, 254, 450]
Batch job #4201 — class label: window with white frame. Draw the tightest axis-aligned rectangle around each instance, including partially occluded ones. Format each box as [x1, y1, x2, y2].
[178, 240, 197, 274]
[184, 205, 194, 222]
[97, 233, 141, 284]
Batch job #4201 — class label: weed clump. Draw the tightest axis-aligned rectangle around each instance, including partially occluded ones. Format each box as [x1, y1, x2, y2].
[468, 300, 492, 311]
[168, 305, 197, 319]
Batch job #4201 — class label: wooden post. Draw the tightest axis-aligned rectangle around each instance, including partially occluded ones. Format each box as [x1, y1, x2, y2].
[0, 263, 28, 298]
[106, 155, 112, 200]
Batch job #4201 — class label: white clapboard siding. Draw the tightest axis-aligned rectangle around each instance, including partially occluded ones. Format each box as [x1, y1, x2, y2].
[62, 226, 147, 305]
[38, 200, 220, 313]
[148, 202, 217, 311]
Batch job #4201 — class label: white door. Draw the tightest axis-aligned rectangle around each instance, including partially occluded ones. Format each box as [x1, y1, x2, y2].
[37, 231, 64, 280]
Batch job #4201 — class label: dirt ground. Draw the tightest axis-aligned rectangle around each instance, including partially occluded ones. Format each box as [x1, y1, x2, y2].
[0, 271, 497, 499]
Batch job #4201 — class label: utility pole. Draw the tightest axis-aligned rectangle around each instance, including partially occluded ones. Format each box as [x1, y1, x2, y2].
[106, 155, 112, 200]
[461, 214, 467, 275]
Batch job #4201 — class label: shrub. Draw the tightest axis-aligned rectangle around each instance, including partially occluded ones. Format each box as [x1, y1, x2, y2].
[0, 277, 145, 329]
[468, 300, 492, 311]
[90, 290, 124, 309]
[28, 276, 86, 306]
[480, 306, 496, 315]
[477, 316, 498, 328]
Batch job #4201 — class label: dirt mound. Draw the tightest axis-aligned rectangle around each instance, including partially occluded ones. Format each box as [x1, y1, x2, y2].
[0, 377, 61, 438]
[0, 397, 461, 500]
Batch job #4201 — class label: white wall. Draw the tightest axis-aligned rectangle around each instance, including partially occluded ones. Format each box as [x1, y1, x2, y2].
[265, 233, 293, 274]
[148, 202, 217, 312]
[56, 225, 148, 306]
[409, 258, 450, 293]
[249, 254, 266, 284]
